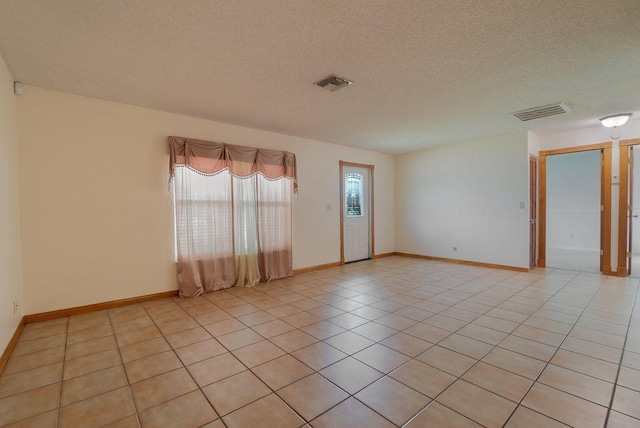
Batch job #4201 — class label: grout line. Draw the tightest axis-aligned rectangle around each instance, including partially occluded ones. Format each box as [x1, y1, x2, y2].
[603, 283, 640, 428]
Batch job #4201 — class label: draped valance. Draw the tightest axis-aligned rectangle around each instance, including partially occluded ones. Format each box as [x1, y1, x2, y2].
[168, 136, 297, 193]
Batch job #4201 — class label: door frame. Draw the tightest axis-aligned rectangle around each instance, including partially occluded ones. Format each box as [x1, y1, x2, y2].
[529, 155, 538, 270]
[617, 139, 640, 276]
[339, 161, 375, 264]
[538, 142, 612, 273]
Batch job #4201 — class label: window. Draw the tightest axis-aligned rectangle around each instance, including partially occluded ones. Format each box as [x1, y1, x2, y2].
[169, 136, 297, 297]
[345, 173, 363, 217]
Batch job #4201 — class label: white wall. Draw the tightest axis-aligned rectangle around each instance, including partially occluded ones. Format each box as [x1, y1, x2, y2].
[17, 87, 395, 314]
[0, 54, 24, 351]
[395, 132, 530, 269]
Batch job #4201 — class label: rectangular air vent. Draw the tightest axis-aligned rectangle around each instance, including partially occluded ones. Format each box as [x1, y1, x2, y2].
[512, 103, 570, 121]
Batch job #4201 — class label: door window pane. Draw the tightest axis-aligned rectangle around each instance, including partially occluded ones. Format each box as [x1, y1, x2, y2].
[345, 173, 363, 217]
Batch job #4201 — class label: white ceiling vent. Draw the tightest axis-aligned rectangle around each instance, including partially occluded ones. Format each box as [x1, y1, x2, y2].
[314, 75, 352, 92]
[512, 103, 570, 121]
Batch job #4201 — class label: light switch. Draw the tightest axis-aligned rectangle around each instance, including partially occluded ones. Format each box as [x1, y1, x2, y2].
[326, 204, 332, 211]
[519, 202, 525, 209]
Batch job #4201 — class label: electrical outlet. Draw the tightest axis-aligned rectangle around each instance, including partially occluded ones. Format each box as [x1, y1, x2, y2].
[453, 246, 457, 252]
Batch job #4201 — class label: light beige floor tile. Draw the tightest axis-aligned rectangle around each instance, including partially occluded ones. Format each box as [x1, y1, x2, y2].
[252, 354, 313, 390]
[351, 322, 397, 342]
[356, 376, 431, 426]
[3, 409, 58, 428]
[0, 383, 60, 426]
[231, 339, 286, 368]
[202, 370, 271, 416]
[291, 341, 347, 371]
[416, 345, 477, 377]
[235, 310, 276, 326]
[499, 335, 557, 362]
[251, 319, 296, 338]
[120, 336, 171, 363]
[0, 362, 63, 399]
[617, 366, 640, 392]
[59, 387, 135, 428]
[175, 338, 227, 366]
[65, 335, 118, 361]
[403, 322, 451, 343]
[353, 343, 411, 373]
[561, 336, 622, 364]
[216, 328, 264, 350]
[61, 365, 128, 406]
[521, 382, 607, 428]
[124, 350, 183, 384]
[222, 393, 303, 428]
[63, 349, 121, 380]
[67, 324, 114, 345]
[18, 323, 67, 342]
[131, 367, 198, 411]
[278, 373, 348, 420]
[612, 385, 640, 419]
[10, 333, 66, 357]
[157, 316, 199, 336]
[319, 357, 384, 394]
[138, 390, 218, 428]
[406, 402, 482, 427]
[164, 326, 212, 349]
[186, 352, 245, 387]
[437, 380, 517, 427]
[462, 362, 533, 403]
[457, 323, 508, 345]
[550, 348, 618, 382]
[269, 329, 318, 353]
[438, 333, 494, 359]
[323, 331, 375, 355]
[538, 364, 614, 406]
[379, 332, 432, 357]
[607, 410, 640, 428]
[3, 346, 65, 375]
[505, 406, 570, 427]
[390, 359, 456, 398]
[311, 397, 395, 428]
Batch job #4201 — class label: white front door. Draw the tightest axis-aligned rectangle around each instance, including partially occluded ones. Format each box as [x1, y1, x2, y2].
[343, 165, 370, 263]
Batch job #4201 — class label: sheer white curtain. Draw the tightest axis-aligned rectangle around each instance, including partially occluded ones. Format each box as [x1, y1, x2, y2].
[257, 175, 293, 281]
[169, 136, 296, 297]
[233, 175, 260, 286]
[173, 166, 236, 296]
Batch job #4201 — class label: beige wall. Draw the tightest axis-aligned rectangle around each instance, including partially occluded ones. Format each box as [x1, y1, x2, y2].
[395, 132, 530, 269]
[0, 54, 24, 350]
[16, 87, 395, 314]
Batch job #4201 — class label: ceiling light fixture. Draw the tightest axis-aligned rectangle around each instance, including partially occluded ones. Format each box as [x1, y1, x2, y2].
[599, 113, 632, 128]
[314, 75, 352, 92]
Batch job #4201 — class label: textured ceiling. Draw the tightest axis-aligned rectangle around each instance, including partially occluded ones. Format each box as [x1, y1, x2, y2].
[1, 0, 640, 154]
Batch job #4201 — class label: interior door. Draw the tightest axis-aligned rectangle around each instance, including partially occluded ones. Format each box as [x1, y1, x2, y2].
[343, 165, 370, 263]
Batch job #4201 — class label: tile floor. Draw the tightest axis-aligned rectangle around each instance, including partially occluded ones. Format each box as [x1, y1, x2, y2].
[1, 256, 639, 427]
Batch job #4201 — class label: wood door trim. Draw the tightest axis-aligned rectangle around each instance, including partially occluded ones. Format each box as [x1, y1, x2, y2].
[339, 161, 375, 264]
[538, 142, 612, 274]
[617, 139, 640, 275]
[529, 155, 538, 269]
[540, 142, 612, 157]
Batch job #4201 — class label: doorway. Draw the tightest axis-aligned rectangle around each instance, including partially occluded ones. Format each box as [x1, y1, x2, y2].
[538, 142, 612, 273]
[340, 162, 374, 263]
[617, 139, 640, 276]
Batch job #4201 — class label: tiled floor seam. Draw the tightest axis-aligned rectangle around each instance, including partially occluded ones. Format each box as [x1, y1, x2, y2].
[603, 283, 640, 428]
[398, 270, 585, 427]
[501, 277, 611, 427]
